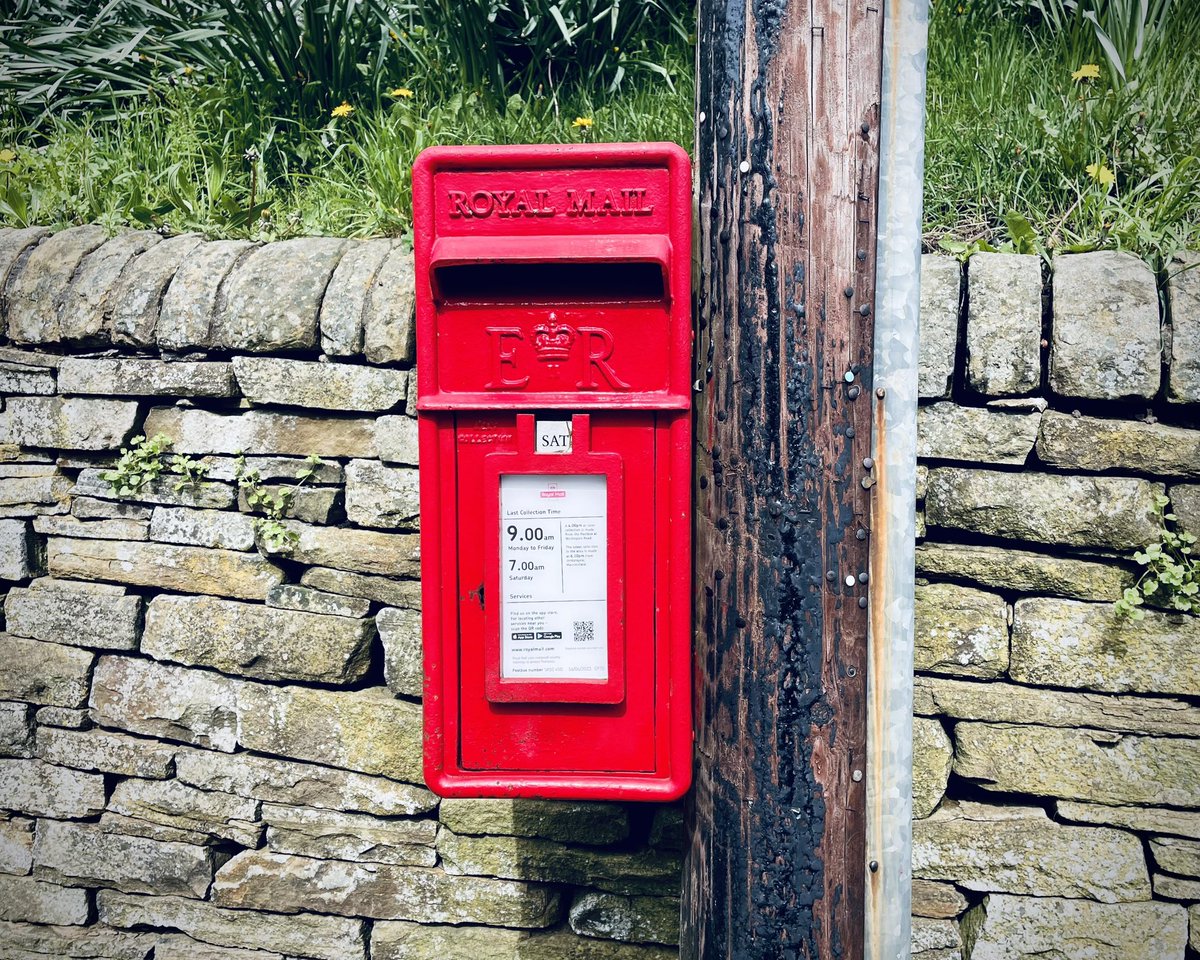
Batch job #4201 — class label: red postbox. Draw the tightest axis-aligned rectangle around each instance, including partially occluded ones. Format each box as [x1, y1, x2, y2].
[413, 143, 692, 800]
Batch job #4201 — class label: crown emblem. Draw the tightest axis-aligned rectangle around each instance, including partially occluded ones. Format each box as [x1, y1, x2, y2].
[532, 315, 576, 363]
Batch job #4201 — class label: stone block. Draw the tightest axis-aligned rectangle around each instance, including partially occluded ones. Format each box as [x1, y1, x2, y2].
[4, 579, 141, 649]
[1051, 251, 1161, 399]
[0, 759, 104, 818]
[439, 798, 630, 846]
[912, 879, 968, 919]
[913, 717, 952, 819]
[914, 542, 1131, 601]
[914, 582, 1008, 678]
[966, 252, 1042, 396]
[0, 920, 158, 958]
[96, 890, 367, 960]
[33, 819, 213, 898]
[72, 496, 152, 520]
[58, 231, 161, 341]
[1172, 483, 1200, 533]
[1156, 873, 1200, 900]
[98, 812, 209, 846]
[270, 521, 420, 577]
[0, 228, 50, 335]
[371, 921, 528, 960]
[913, 801, 1149, 902]
[47, 537, 284, 600]
[174, 748, 436, 816]
[0, 634, 93, 707]
[0, 465, 72, 506]
[1167, 251, 1200, 403]
[569, 892, 680, 945]
[5, 225, 109, 343]
[261, 802, 437, 865]
[34, 727, 174, 779]
[301, 566, 422, 608]
[0, 816, 34, 875]
[1037, 412, 1200, 479]
[110, 233, 202, 345]
[108, 778, 261, 846]
[911, 917, 960, 958]
[142, 594, 374, 684]
[233, 356, 406, 411]
[1151, 836, 1200, 876]
[152, 935, 287, 960]
[918, 255, 960, 399]
[213, 238, 345, 351]
[237, 483, 340, 524]
[953, 722, 1200, 807]
[961, 894, 1186, 960]
[1011, 597, 1200, 696]
[914, 675, 1200, 737]
[35, 706, 90, 729]
[0, 874, 89, 925]
[437, 828, 679, 896]
[345, 459, 419, 528]
[33, 515, 149, 541]
[515, 931, 675, 960]
[267, 584, 370, 619]
[1056, 801, 1200, 840]
[0, 359, 55, 394]
[648, 806, 684, 851]
[379, 606, 423, 698]
[144, 406, 379, 458]
[376, 414, 420, 465]
[0, 702, 32, 757]
[363, 247, 416, 363]
[73, 468, 237, 510]
[0, 396, 139, 450]
[925, 467, 1161, 549]
[212, 849, 561, 926]
[199, 454, 345, 484]
[320, 238, 393, 356]
[158, 239, 256, 349]
[0, 520, 33, 580]
[58, 357, 236, 398]
[919, 403, 1041, 464]
[149, 506, 256, 551]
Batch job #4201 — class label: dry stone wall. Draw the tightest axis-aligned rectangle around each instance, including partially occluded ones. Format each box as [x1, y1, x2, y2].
[0, 225, 1196, 960]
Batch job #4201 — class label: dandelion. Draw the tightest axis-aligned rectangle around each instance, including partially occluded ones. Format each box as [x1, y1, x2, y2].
[572, 117, 594, 129]
[1072, 63, 1101, 82]
[390, 87, 414, 99]
[1086, 162, 1116, 187]
[0, 149, 15, 163]
[331, 101, 354, 119]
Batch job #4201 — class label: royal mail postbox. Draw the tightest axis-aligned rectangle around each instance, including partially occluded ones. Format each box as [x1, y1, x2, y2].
[413, 143, 692, 800]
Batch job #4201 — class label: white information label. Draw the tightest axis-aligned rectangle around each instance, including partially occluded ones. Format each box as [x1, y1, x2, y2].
[535, 419, 573, 454]
[499, 474, 607, 680]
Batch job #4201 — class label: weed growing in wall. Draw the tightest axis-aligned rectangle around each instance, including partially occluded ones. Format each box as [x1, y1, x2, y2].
[234, 453, 324, 553]
[1116, 495, 1199, 618]
[101, 434, 209, 496]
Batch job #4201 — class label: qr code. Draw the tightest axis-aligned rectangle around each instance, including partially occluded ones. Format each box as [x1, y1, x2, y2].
[573, 620, 595, 643]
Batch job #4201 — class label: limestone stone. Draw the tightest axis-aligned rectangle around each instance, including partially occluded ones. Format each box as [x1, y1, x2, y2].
[0, 228, 50, 334]
[918, 403, 1040, 464]
[237, 483, 339, 524]
[0, 635, 93, 707]
[72, 496, 152, 520]
[914, 582, 1008, 678]
[110, 234, 203, 345]
[59, 231, 162, 341]
[363, 246, 416, 363]
[1156, 873, 1200, 900]
[0, 759, 104, 818]
[1052, 251, 1161, 399]
[96, 890, 367, 960]
[371, 921, 528, 960]
[1037, 412, 1200, 479]
[35, 706, 90, 729]
[144, 406, 379, 458]
[953, 722, 1200, 807]
[913, 718, 952, 819]
[0, 702, 32, 757]
[0, 920, 159, 958]
[925, 467, 1161, 549]
[1191, 904, 1199, 953]
[918, 254, 961, 399]
[912, 880, 968, 919]
[233, 356, 406, 411]
[1167, 251, 1200, 402]
[236, 684, 423, 783]
[301, 566, 422, 608]
[199, 454, 345, 485]
[379, 606, 422, 698]
[1172, 483, 1200, 533]
[320, 238, 393, 356]
[648, 806, 684, 851]
[0, 520, 33, 580]
[0, 359, 55, 394]
[569, 892, 680, 945]
[913, 801, 1149, 902]
[270, 521, 420, 577]
[47, 537, 284, 600]
[966, 252, 1042, 396]
[0, 466, 72, 506]
[346, 459, 420, 528]
[5, 225, 109, 343]
[914, 675, 1200, 737]
[376, 414, 420, 465]
[212, 849, 561, 926]
[91, 656, 240, 752]
[152, 935, 285, 960]
[1151, 837, 1200, 876]
[158, 239, 257, 349]
[33, 515, 149, 541]
[108, 778, 261, 846]
[439, 799, 630, 846]
[34, 819, 213, 898]
[34, 727, 174, 779]
[174, 748, 437, 816]
[58, 358, 236, 398]
[911, 917, 960, 957]
[438, 828, 679, 896]
[0, 875, 89, 925]
[516, 931, 675, 960]
[961, 894, 1186, 960]
[4, 579, 141, 649]
[261, 802, 436, 865]
[914, 542, 1131, 601]
[1056, 801, 1200, 840]
[0, 816, 34, 874]
[97, 812, 210, 846]
[73, 468, 237, 510]
[267, 584, 370, 619]
[213, 238, 345, 350]
[142, 594, 374, 684]
[149, 506, 256, 551]
[1011, 597, 1200, 696]
[0, 397, 138, 450]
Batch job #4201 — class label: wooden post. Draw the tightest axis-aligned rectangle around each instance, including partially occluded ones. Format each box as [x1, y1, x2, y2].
[682, 0, 885, 955]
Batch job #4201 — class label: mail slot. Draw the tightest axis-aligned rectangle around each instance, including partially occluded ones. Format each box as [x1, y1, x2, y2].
[413, 143, 693, 800]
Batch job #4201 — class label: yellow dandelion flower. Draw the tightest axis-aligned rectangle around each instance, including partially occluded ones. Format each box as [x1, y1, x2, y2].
[331, 101, 354, 118]
[572, 117, 594, 129]
[1072, 63, 1101, 81]
[1086, 162, 1116, 187]
[390, 87, 414, 99]
[0, 149, 15, 163]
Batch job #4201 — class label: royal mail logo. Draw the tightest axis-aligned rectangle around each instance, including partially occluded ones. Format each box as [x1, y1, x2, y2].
[485, 314, 631, 392]
[447, 187, 654, 219]
[540, 482, 567, 499]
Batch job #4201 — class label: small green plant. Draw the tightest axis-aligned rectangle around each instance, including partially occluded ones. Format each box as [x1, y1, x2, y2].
[235, 453, 323, 553]
[1115, 495, 1198, 619]
[101, 434, 208, 497]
